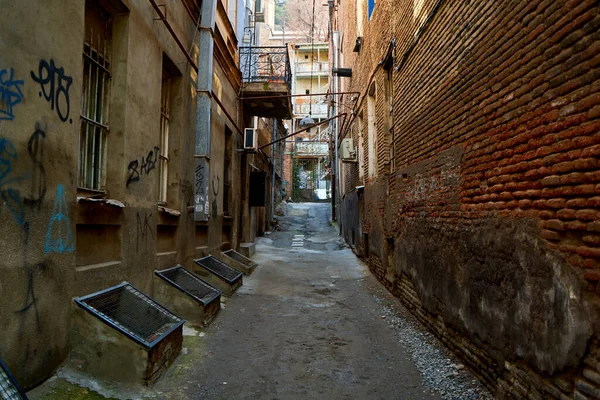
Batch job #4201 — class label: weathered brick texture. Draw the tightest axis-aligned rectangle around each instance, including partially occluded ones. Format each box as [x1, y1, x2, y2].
[338, 0, 600, 398]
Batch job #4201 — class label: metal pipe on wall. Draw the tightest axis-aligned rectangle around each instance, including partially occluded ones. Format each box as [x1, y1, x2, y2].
[194, 0, 218, 222]
[270, 119, 277, 226]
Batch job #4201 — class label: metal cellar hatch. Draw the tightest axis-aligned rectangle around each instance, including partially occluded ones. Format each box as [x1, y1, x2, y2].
[72, 282, 185, 385]
[223, 249, 258, 275]
[75, 282, 184, 348]
[0, 357, 28, 400]
[193, 255, 243, 295]
[154, 266, 222, 326]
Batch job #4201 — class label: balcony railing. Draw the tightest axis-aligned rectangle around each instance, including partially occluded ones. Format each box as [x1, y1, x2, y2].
[239, 46, 291, 90]
[295, 142, 329, 157]
[294, 103, 328, 116]
[295, 62, 329, 74]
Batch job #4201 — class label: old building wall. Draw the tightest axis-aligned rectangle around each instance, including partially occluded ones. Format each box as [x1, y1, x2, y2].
[338, 0, 600, 397]
[0, 0, 82, 388]
[1, 0, 245, 390]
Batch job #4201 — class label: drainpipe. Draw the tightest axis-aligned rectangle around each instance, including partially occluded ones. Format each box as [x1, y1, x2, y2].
[270, 119, 276, 227]
[328, 0, 336, 221]
[194, 0, 218, 221]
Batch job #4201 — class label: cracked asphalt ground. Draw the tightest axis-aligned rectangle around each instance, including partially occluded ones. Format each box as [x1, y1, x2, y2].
[152, 202, 441, 400]
[31, 202, 489, 400]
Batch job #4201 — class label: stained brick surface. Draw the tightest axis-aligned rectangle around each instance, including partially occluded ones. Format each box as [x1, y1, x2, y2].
[337, 0, 600, 398]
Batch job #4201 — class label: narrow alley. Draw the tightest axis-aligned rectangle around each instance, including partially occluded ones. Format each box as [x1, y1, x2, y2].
[30, 202, 489, 399]
[4, 1, 600, 399]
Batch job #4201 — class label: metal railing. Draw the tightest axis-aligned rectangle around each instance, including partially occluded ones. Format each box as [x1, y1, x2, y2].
[295, 62, 329, 74]
[294, 103, 328, 116]
[239, 46, 291, 90]
[295, 142, 329, 156]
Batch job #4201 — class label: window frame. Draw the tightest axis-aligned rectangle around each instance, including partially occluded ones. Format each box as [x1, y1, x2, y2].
[78, 0, 112, 192]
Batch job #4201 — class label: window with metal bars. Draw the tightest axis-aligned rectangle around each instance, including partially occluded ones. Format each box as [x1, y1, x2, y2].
[79, 0, 112, 191]
[159, 70, 172, 204]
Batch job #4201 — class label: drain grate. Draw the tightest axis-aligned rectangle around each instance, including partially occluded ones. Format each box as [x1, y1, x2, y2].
[155, 266, 222, 304]
[194, 256, 242, 283]
[223, 249, 256, 267]
[75, 282, 185, 348]
[0, 357, 27, 400]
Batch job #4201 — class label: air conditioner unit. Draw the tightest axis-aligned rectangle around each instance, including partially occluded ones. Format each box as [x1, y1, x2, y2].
[255, 12, 265, 22]
[244, 128, 257, 151]
[341, 138, 357, 162]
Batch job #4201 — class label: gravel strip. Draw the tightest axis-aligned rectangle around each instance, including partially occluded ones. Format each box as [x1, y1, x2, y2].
[372, 289, 493, 400]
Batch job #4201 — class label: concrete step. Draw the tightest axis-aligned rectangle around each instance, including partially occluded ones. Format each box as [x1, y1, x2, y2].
[221, 249, 258, 275]
[239, 242, 256, 257]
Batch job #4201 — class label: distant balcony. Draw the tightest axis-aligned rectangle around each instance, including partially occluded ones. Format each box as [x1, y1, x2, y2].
[295, 142, 329, 157]
[294, 103, 328, 117]
[295, 62, 329, 76]
[240, 46, 292, 118]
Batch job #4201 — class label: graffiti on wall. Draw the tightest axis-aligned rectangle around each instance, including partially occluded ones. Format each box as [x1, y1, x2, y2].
[136, 211, 154, 252]
[0, 137, 28, 225]
[126, 146, 160, 187]
[24, 127, 47, 207]
[194, 157, 209, 221]
[44, 184, 74, 254]
[0, 68, 25, 121]
[30, 59, 73, 123]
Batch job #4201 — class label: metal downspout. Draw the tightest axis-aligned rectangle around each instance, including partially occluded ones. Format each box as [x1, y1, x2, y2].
[328, 0, 336, 221]
[194, 0, 218, 221]
[270, 119, 277, 226]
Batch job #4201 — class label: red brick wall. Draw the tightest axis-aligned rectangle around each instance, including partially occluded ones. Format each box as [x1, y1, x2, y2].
[338, 0, 600, 398]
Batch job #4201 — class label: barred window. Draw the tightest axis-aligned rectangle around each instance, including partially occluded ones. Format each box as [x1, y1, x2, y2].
[159, 70, 171, 204]
[79, 0, 111, 191]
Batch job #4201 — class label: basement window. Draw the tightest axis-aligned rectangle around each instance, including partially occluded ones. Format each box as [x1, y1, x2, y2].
[75, 282, 184, 348]
[195, 256, 242, 284]
[156, 266, 222, 305]
[0, 357, 27, 400]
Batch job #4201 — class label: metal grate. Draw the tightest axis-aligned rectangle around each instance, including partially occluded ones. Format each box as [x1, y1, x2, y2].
[0, 357, 27, 400]
[75, 282, 185, 348]
[155, 266, 222, 305]
[223, 249, 256, 268]
[194, 256, 242, 283]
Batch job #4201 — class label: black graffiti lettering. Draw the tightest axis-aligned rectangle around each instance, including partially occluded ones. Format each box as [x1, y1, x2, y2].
[24, 128, 47, 207]
[126, 160, 140, 187]
[31, 59, 73, 123]
[195, 164, 205, 195]
[136, 211, 154, 252]
[126, 146, 159, 186]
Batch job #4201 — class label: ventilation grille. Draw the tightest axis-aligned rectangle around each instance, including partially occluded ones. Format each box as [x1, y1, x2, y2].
[194, 256, 242, 283]
[223, 249, 256, 267]
[0, 358, 27, 400]
[156, 266, 222, 305]
[75, 282, 184, 348]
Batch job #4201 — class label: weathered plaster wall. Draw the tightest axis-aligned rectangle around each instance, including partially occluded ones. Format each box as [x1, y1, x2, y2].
[0, 0, 81, 387]
[0, 0, 245, 389]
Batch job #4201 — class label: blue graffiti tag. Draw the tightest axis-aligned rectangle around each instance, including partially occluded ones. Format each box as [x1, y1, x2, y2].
[44, 184, 74, 254]
[0, 68, 25, 121]
[0, 137, 27, 224]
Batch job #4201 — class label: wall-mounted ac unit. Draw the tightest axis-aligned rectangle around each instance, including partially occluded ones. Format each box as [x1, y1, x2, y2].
[255, 12, 265, 22]
[244, 128, 257, 151]
[341, 138, 357, 162]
